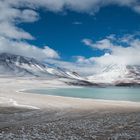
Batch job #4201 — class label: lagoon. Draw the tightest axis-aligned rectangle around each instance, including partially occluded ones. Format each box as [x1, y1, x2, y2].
[25, 87, 140, 102]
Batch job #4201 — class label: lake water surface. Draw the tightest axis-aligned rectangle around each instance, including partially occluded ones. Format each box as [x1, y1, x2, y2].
[25, 87, 140, 102]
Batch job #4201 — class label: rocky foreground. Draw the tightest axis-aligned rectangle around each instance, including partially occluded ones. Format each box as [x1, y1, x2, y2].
[0, 107, 140, 140]
[0, 78, 140, 140]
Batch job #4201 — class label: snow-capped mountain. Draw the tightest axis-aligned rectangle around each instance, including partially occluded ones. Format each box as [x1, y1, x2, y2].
[0, 53, 83, 80]
[0, 53, 139, 86]
[88, 64, 140, 86]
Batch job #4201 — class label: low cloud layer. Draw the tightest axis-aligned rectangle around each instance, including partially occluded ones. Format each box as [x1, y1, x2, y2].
[45, 58, 98, 76]
[0, 37, 60, 60]
[81, 34, 140, 66]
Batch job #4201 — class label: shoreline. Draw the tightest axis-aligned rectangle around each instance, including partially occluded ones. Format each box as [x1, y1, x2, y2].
[0, 77, 140, 110]
[21, 88, 140, 105]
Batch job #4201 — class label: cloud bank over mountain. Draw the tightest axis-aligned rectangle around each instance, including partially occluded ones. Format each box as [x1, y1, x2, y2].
[81, 34, 140, 66]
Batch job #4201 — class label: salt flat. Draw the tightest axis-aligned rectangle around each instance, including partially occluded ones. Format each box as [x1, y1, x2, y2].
[0, 77, 140, 140]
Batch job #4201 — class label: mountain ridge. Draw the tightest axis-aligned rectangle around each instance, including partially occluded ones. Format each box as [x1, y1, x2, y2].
[0, 53, 83, 80]
[0, 53, 140, 86]
[88, 64, 140, 86]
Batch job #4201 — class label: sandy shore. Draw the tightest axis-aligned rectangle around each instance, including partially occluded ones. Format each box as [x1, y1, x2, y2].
[0, 77, 140, 139]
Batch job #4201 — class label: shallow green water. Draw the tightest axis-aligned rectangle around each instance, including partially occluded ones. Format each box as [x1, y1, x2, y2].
[26, 87, 140, 102]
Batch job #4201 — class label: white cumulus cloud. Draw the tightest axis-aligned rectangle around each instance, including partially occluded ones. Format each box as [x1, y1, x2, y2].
[0, 37, 59, 60]
[0, 0, 60, 60]
[81, 35, 140, 66]
[82, 38, 113, 50]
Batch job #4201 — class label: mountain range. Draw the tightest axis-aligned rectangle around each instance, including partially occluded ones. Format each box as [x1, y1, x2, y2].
[0, 53, 140, 86]
[0, 53, 82, 79]
[88, 64, 140, 86]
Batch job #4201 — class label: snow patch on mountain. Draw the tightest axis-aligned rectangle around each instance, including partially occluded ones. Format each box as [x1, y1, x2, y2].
[0, 53, 140, 86]
[88, 64, 140, 85]
[0, 53, 83, 80]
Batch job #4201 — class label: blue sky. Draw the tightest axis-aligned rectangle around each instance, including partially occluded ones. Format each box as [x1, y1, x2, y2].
[19, 5, 140, 61]
[0, 0, 140, 73]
